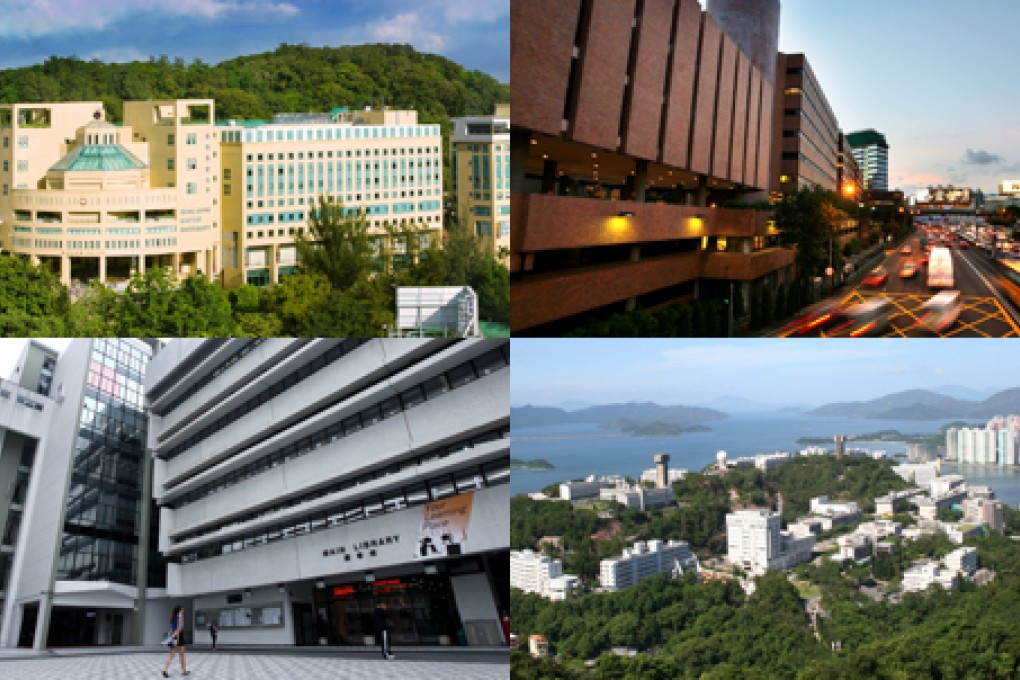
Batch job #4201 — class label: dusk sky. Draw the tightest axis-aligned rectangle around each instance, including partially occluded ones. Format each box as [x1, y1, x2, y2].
[0, 0, 509, 82]
[512, 339, 1018, 410]
[779, 0, 1020, 198]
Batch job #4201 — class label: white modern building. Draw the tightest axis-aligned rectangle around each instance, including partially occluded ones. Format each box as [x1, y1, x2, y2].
[0, 339, 172, 651]
[727, 510, 780, 575]
[559, 478, 607, 501]
[146, 339, 509, 648]
[599, 540, 698, 591]
[943, 546, 978, 577]
[836, 534, 873, 562]
[902, 562, 957, 593]
[809, 496, 860, 517]
[510, 550, 579, 601]
[599, 484, 674, 511]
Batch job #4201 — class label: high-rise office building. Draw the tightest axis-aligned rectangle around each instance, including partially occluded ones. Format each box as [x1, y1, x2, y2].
[772, 53, 840, 195]
[451, 105, 510, 261]
[0, 339, 166, 651]
[846, 129, 889, 191]
[219, 108, 443, 286]
[146, 339, 509, 647]
[0, 100, 221, 286]
[726, 509, 780, 574]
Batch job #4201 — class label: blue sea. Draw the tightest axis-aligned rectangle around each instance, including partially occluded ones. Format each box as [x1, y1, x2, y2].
[510, 414, 1020, 508]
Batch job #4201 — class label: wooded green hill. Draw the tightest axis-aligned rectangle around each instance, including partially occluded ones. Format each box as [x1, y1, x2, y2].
[0, 43, 508, 128]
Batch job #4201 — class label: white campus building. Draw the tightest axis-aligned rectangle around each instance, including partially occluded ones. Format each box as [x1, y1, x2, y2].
[599, 540, 698, 591]
[510, 550, 579, 601]
[726, 510, 814, 576]
[902, 562, 957, 592]
[943, 547, 978, 577]
[0, 339, 173, 651]
[147, 339, 509, 648]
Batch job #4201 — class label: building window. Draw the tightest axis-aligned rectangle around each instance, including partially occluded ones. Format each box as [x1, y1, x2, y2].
[168, 133, 175, 146]
[187, 158, 197, 170]
[224, 184, 231, 196]
[16, 135, 27, 148]
[167, 158, 175, 170]
[186, 133, 197, 145]
[186, 182, 197, 195]
[223, 168, 231, 180]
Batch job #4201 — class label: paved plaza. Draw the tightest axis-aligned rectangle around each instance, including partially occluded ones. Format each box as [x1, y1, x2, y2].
[0, 649, 510, 679]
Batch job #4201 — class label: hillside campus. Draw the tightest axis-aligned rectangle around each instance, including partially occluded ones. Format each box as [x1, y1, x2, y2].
[0, 99, 508, 287]
[0, 338, 509, 650]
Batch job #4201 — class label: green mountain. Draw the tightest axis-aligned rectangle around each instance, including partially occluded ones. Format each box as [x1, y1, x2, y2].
[809, 387, 1020, 420]
[0, 43, 507, 183]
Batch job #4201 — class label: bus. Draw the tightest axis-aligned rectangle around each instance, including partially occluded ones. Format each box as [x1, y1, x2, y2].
[927, 246, 954, 288]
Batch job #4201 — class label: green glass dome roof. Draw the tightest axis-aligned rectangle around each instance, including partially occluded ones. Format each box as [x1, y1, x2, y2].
[50, 144, 147, 172]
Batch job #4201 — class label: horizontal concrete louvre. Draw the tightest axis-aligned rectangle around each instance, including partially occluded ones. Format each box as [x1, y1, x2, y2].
[512, 254, 702, 331]
[756, 84, 774, 189]
[730, 52, 750, 185]
[167, 485, 510, 597]
[689, 14, 721, 175]
[570, 0, 636, 150]
[157, 340, 298, 437]
[744, 67, 762, 190]
[659, 0, 701, 167]
[622, 0, 673, 161]
[510, 0, 581, 136]
[404, 370, 509, 447]
[712, 35, 738, 179]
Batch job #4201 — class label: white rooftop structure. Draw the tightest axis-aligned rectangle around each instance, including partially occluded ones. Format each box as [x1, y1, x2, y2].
[394, 286, 479, 337]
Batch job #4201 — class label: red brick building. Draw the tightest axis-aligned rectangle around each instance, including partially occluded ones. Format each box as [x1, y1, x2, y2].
[511, 0, 796, 334]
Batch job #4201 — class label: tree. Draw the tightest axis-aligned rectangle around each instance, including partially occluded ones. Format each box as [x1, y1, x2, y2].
[295, 198, 376, 290]
[113, 269, 238, 336]
[0, 255, 68, 336]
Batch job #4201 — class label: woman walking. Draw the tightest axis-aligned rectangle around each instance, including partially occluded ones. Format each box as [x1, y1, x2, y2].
[162, 605, 190, 677]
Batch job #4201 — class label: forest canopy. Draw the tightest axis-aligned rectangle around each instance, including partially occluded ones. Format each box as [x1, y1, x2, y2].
[0, 43, 508, 127]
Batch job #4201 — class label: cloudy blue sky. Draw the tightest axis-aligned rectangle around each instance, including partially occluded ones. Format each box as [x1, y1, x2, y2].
[779, 0, 1020, 197]
[0, 0, 509, 81]
[512, 339, 1016, 410]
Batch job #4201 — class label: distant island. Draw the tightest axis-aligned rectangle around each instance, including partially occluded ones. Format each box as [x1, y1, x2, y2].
[510, 458, 555, 471]
[604, 419, 712, 437]
[511, 402, 726, 429]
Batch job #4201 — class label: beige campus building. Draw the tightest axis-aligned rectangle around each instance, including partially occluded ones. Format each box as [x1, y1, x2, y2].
[451, 104, 510, 260]
[219, 108, 443, 286]
[0, 100, 221, 286]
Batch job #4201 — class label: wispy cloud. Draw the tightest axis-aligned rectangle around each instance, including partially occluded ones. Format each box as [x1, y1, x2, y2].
[367, 12, 445, 51]
[0, 0, 299, 38]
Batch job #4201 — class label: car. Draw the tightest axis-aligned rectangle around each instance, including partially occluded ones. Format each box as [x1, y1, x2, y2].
[958, 242, 969, 250]
[916, 290, 962, 333]
[862, 266, 888, 287]
[827, 298, 893, 337]
[900, 245, 912, 255]
[899, 261, 918, 278]
[780, 301, 842, 335]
